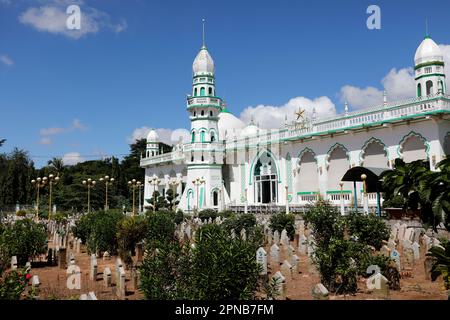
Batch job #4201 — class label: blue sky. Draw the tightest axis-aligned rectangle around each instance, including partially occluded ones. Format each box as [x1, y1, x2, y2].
[1, 0, 449, 167]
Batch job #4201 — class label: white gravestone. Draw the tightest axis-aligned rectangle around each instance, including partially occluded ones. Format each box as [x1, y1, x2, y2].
[273, 230, 280, 245]
[90, 254, 98, 281]
[270, 244, 280, 268]
[103, 267, 112, 287]
[412, 242, 420, 261]
[390, 250, 401, 271]
[280, 260, 293, 280]
[256, 247, 267, 276]
[299, 235, 307, 255]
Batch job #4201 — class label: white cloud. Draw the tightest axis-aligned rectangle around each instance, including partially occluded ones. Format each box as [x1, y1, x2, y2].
[38, 137, 52, 145]
[339, 85, 384, 110]
[128, 127, 190, 145]
[0, 54, 14, 66]
[62, 152, 84, 165]
[19, 1, 127, 39]
[239, 96, 337, 129]
[39, 118, 87, 136]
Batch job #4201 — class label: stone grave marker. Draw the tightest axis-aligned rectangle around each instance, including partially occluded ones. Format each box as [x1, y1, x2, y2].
[299, 235, 307, 255]
[256, 247, 267, 276]
[380, 245, 390, 257]
[31, 275, 40, 299]
[403, 228, 414, 243]
[412, 242, 420, 261]
[390, 250, 401, 271]
[366, 273, 389, 299]
[272, 271, 286, 300]
[281, 229, 288, 246]
[117, 266, 126, 298]
[280, 260, 292, 280]
[103, 251, 111, 261]
[387, 240, 396, 252]
[403, 248, 414, 269]
[11, 256, 17, 270]
[87, 292, 97, 300]
[312, 283, 329, 300]
[403, 239, 412, 250]
[103, 267, 112, 287]
[240, 228, 247, 241]
[273, 230, 280, 245]
[424, 256, 435, 281]
[291, 255, 300, 279]
[90, 254, 98, 281]
[270, 244, 280, 268]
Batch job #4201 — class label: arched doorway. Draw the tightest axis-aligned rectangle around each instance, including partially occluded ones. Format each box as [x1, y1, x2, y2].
[327, 144, 351, 192]
[253, 151, 278, 204]
[360, 138, 389, 168]
[212, 189, 219, 207]
[295, 149, 319, 203]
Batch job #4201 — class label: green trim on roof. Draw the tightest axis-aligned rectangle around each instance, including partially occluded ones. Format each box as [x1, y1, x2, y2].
[414, 61, 444, 70]
[326, 190, 352, 194]
[415, 73, 446, 81]
[297, 191, 319, 195]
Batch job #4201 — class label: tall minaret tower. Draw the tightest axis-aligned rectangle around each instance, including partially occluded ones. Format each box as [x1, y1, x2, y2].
[179, 20, 226, 213]
[414, 33, 446, 97]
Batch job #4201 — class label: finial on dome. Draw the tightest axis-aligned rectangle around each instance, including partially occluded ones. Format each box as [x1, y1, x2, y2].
[202, 18, 206, 49]
[425, 18, 429, 38]
[383, 90, 387, 106]
[344, 101, 349, 115]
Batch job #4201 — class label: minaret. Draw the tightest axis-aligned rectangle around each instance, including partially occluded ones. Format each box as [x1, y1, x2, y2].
[414, 32, 446, 97]
[179, 20, 225, 213]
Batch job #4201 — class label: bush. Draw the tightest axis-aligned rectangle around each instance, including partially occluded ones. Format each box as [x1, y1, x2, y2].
[198, 209, 217, 222]
[145, 211, 177, 249]
[222, 214, 256, 233]
[0, 268, 31, 300]
[0, 219, 48, 265]
[345, 212, 389, 250]
[117, 215, 148, 266]
[218, 210, 235, 219]
[269, 213, 295, 240]
[139, 223, 261, 300]
[382, 195, 405, 209]
[16, 210, 26, 217]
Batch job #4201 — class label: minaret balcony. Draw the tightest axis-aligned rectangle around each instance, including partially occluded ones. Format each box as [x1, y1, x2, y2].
[187, 96, 222, 109]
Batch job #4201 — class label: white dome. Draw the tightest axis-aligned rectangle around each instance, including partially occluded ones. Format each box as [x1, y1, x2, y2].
[241, 121, 265, 137]
[414, 36, 443, 65]
[193, 46, 215, 74]
[146, 129, 159, 142]
[218, 109, 245, 139]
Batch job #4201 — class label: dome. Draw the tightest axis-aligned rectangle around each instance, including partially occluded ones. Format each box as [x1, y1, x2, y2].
[218, 108, 245, 139]
[192, 46, 215, 74]
[241, 120, 265, 137]
[414, 36, 443, 65]
[146, 129, 159, 143]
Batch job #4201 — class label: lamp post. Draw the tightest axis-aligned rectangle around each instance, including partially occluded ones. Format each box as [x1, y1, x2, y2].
[149, 176, 161, 213]
[128, 179, 141, 216]
[31, 177, 47, 221]
[82, 178, 96, 214]
[361, 174, 369, 215]
[192, 177, 205, 214]
[285, 185, 289, 215]
[244, 188, 248, 214]
[99, 175, 114, 211]
[138, 182, 144, 214]
[168, 178, 180, 211]
[47, 174, 60, 221]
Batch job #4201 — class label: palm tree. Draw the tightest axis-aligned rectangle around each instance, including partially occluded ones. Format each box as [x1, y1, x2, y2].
[47, 157, 64, 174]
[0, 139, 5, 147]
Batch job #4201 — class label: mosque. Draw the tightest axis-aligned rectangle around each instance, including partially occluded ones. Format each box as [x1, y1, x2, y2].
[140, 32, 450, 214]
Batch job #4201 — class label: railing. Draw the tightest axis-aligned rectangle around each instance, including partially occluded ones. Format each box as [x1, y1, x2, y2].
[187, 96, 222, 108]
[183, 142, 224, 152]
[224, 93, 450, 149]
[140, 151, 184, 166]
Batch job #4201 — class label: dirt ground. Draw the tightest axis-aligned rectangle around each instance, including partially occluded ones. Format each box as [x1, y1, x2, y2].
[26, 237, 448, 300]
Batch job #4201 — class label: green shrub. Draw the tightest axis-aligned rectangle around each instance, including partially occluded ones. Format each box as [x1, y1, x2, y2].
[218, 210, 235, 219]
[198, 209, 217, 222]
[0, 268, 31, 300]
[382, 195, 405, 208]
[16, 210, 26, 217]
[117, 215, 148, 266]
[269, 213, 295, 240]
[145, 211, 177, 249]
[223, 214, 256, 232]
[357, 253, 391, 277]
[173, 210, 185, 225]
[345, 212, 389, 250]
[0, 219, 48, 265]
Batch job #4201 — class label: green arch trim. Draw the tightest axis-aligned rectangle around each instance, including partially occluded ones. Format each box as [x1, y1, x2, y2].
[397, 131, 430, 158]
[359, 137, 389, 164]
[297, 147, 317, 166]
[325, 143, 349, 169]
[248, 149, 281, 185]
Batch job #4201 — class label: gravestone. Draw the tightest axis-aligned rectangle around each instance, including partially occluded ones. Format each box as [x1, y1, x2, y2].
[281, 229, 288, 246]
[103, 251, 111, 261]
[387, 240, 396, 252]
[90, 254, 98, 281]
[273, 230, 280, 245]
[403, 228, 414, 243]
[69, 252, 76, 265]
[240, 228, 247, 241]
[380, 245, 390, 257]
[312, 283, 329, 300]
[270, 244, 280, 268]
[103, 267, 112, 287]
[424, 256, 435, 281]
[11, 256, 17, 270]
[117, 266, 126, 298]
[267, 229, 272, 245]
[280, 260, 292, 280]
[412, 242, 420, 261]
[25, 261, 31, 272]
[131, 266, 139, 290]
[272, 271, 286, 300]
[58, 248, 67, 269]
[76, 239, 82, 253]
[403, 248, 414, 269]
[256, 247, 267, 276]
[286, 244, 295, 261]
[31, 275, 40, 299]
[390, 250, 401, 271]
[230, 229, 236, 240]
[390, 224, 399, 241]
[87, 292, 97, 300]
[366, 273, 389, 299]
[422, 235, 431, 253]
[299, 235, 307, 255]
[397, 224, 407, 241]
[291, 255, 300, 279]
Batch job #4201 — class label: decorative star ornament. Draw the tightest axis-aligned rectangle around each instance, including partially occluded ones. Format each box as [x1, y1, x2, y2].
[295, 108, 305, 121]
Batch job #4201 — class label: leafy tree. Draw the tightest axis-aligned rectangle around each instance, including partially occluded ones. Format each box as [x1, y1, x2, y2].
[345, 211, 389, 250]
[116, 215, 149, 267]
[47, 157, 64, 175]
[198, 209, 217, 222]
[0, 139, 5, 147]
[145, 211, 177, 249]
[0, 219, 47, 265]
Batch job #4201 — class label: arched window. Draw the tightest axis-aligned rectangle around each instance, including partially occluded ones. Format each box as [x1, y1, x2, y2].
[208, 87, 212, 95]
[146, 151, 149, 157]
[200, 131, 206, 142]
[209, 110, 213, 117]
[193, 111, 196, 116]
[201, 110, 204, 116]
[200, 87, 205, 96]
[191, 131, 195, 143]
[426, 80, 433, 95]
[194, 88, 197, 97]
[191, 154, 194, 162]
[213, 190, 218, 206]
[439, 80, 444, 94]
[417, 83, 422, 97]
[201, 155, 204, 162]
[211, 131, 215, 142]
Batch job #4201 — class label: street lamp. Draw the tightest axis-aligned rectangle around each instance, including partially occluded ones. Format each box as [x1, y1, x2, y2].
[82, 178, 96, 214]
[168, 178, 180, 210]
[128, 179, 141, 216]
[192, 177, 205, 214]
[361, 174, 368, 215]
[339, 182, 345, 216]
[137, 182, 144, 214]
[285, 185, 289, 214]
[47, 174, 60, 220]
[31, 177, 47, 221]
[99, 175, 114, 211]
[149, 176, 161, 213]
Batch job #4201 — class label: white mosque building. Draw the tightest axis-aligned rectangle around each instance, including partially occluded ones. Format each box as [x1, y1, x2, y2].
[140, 33, 450, 214]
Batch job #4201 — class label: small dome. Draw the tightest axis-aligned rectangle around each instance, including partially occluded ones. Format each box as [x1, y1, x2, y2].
[193, 46, 215, 74]
[241, 120, 265, 137]
[146, 129, 159, 142]
[414, 36, 443, 65]
[218, 108, 245, 139]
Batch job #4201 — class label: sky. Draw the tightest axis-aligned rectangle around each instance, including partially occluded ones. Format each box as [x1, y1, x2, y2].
[1, 0, 449, 168]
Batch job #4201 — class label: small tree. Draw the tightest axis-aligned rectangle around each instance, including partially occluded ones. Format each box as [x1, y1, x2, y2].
[269, 213, 295, 240]
[116, 215, 148, 267]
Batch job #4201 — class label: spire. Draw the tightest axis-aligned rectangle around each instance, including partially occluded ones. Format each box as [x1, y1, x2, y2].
[344, 101, 349, 116]
[202, 18, 206, 49]
[383, 90, 387, 106]
[425, 18, 429, 38]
